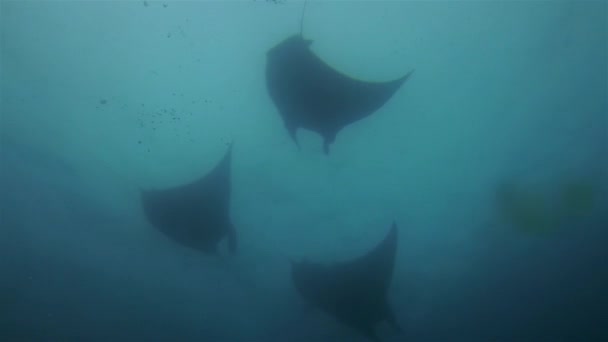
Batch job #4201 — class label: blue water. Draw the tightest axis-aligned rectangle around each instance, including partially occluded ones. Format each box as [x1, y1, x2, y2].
[1, 1, 607, 341]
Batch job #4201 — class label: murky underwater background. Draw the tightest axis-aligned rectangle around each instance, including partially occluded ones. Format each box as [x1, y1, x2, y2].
[1, 1, 607, 341]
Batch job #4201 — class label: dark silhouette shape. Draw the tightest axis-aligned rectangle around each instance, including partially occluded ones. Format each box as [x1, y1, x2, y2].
[291, 222, 401, 341]
[266, 34, 413, 154]
[141, 144, 236, 255]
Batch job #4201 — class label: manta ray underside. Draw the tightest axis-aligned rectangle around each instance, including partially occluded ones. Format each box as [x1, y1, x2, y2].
[140, 144, 236, 255]
[291, 222, 401, 341]
[266, 34, 413, 155]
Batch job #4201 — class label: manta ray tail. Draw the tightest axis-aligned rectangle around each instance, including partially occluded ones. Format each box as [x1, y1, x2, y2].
[322, 131, 337, 155]
[286, 122, 301, 150]
[299, 0, 309, 37]
[323, 141, 330, 155]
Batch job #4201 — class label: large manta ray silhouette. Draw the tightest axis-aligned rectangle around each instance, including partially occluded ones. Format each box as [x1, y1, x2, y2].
[140, 144, 236, 255]
[266, 34, 413, 154]
[291, 222, 401, 341]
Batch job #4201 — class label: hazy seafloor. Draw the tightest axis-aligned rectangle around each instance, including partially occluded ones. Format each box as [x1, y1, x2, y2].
[1, 1, 607, 341]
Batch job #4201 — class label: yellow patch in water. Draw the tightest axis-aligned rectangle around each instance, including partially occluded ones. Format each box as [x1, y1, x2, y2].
[496, 183, 557, 234]
[560, 181, 597, 217]
[496, 178, 601, 235]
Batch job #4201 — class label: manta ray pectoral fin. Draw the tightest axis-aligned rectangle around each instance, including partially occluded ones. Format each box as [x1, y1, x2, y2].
[401, 69, 415, 84]
[227, 223, 237, 255]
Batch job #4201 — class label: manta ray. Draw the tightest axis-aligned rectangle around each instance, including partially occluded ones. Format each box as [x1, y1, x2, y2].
[140, 143, 236, 255]
[291, 222, 401, 341]
[266, 34, 413, 154]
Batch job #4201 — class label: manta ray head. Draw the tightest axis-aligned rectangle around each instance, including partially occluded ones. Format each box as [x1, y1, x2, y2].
[267, 34, 313, 60]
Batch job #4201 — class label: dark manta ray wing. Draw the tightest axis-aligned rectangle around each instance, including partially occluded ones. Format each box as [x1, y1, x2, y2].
[140, 143, 236, 255]
[339, 222, 398, 295]
[305, 49, 412, 123]
[302, 53, 413, 154]
[330, 222, 400, 335]
[266, 34, 413, 154]
[291, 223, 400, 341]
[335, 71, 414, 124]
